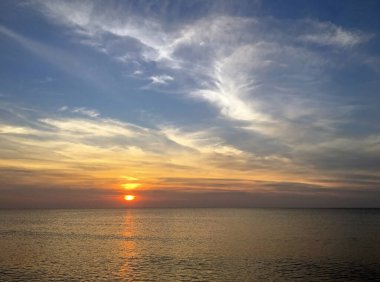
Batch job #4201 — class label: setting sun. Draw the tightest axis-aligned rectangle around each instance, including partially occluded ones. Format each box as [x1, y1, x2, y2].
[124, 195, 136, 201]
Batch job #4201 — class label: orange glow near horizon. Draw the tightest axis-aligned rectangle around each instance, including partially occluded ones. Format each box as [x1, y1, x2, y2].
[124, 195, 136, 201]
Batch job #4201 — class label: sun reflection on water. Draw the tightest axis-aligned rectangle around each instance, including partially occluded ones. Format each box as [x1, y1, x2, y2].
[119, 211, 137, 279]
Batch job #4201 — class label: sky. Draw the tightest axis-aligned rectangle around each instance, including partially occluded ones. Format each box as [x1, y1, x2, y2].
[1, 0, 380, 208]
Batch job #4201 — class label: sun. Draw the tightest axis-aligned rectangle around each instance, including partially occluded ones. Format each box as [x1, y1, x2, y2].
[124, 195, 136, 201]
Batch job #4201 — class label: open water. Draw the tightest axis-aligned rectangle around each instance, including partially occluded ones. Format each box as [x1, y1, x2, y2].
[0, 209, 380, 281]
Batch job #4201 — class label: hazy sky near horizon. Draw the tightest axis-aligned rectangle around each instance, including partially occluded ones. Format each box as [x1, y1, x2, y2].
[1, 0, 380, 208]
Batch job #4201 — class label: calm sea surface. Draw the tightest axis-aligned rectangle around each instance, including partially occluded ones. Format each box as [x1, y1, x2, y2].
[0, 209, 380, 281]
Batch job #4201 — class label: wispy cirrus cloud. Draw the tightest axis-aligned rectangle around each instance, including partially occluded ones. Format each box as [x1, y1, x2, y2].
[149, 74, 174, 85]
[25, 1, 379, 163]
[0, 24, 112, 89]
[72, 107, 100, 118]
[31, 1, 373, 131]
[300, 20, 372, 47]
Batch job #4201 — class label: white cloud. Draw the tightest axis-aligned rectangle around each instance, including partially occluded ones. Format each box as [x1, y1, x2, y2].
[41, 117, 137, 138]
[72, 107, 100, 118]
[0, 125, 37, 135]
[58, 106, 68, 112]
[29, 3, 303, 124]
[133, 70, 143, 75]
[300, 21, 371, 47]
[190, 42, 275, 122]
[149, 75, 174, 85]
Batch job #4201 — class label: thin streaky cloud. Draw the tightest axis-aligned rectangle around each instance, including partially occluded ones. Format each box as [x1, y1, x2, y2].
[300, 20, 373, 47]
[149, 75, 174, 85]
[0, 25, 107, 89]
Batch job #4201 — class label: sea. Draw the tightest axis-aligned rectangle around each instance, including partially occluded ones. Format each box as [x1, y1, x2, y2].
[0, 209, 380, 281]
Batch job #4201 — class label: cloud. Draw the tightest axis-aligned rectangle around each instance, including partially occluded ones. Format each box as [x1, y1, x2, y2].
[0, 125, 37, 135]
[149, 74, 174, 85]
[1, 104, 259, 189]
[300, 20, 372, 47]
[31, 2, 267, 121]
[34, 0, 170, 61]
[1, 100, 380, 207]
[160, 126, 229, 152]
[58, 106, 68, 112]
[0, 25, 110, 89]
[1, 101, 312, 200]
[72, 107, 100, 117]
[31, 1, 374, 131]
